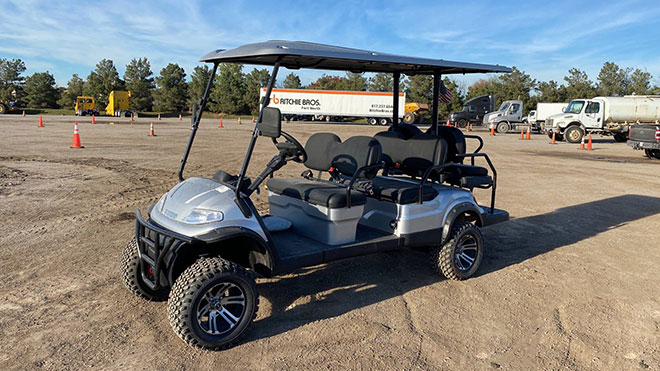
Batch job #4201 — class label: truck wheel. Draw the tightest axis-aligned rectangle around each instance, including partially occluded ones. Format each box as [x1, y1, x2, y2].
[457, 119, 467, 128]
[645, 149, 660, 160]
[367, 117, 378, 126]
[120, 238, 169, 301]
[0, 103, 7, 114]
[564, 126, 584, 143]
[168, 257, 258, 350]
[430, 221, 484, 280]
[496, 122, 509, 133]
[613, 133, 628, 143]
[402, 112, 416, 124]
[378, 118, 389, 126]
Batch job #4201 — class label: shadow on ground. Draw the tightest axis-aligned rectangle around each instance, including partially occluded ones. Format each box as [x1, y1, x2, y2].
[250, 194, 660, 344]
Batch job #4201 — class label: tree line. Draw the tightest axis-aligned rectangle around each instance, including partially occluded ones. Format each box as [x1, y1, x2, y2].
[1, 57, 658, 117]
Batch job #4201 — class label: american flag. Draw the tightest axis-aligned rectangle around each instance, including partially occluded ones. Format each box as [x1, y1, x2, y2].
[439, 81, 453, 103]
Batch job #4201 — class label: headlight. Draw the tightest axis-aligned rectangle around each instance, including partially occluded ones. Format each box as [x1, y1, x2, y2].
[182, 209, 224, 224]
[157, 194, 166, 212]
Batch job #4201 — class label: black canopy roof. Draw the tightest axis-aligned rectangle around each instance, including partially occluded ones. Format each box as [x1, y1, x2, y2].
[200, 40, 511, 75]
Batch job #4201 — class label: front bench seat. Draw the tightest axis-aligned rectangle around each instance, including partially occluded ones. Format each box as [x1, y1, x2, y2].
[266, 133, 382, 208]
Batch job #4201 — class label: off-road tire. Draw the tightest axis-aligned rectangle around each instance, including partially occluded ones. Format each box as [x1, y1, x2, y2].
[645, 149, 660, 160]
[120, 238, 169, 301]
[430, 221, 484, 280]
[564, 125, 583, 143]
[167, 257, 258, 350]
[613, 133, 628, 143]
[0, 103, 7, 114]
[402, 112, 416, 124]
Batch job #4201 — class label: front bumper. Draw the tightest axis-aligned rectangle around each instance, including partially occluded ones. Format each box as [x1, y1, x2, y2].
[628, 140, 660, 150]
[135, 209, 199, 289]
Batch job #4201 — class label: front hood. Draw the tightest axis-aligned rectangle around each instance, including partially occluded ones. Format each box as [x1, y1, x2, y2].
[159, 177, 235, 222]
[483, 111, 503, 123]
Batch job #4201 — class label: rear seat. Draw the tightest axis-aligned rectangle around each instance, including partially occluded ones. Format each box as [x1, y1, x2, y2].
[366, 131, 447, 204]
[266, 133, 382, 208]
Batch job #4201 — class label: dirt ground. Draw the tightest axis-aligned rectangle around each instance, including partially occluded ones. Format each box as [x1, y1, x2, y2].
[1, 114, 658, 370]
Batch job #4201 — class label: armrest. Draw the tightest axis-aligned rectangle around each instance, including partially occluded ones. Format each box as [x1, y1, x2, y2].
[344, 162, 385, 207]
[463, 135, 484, 165]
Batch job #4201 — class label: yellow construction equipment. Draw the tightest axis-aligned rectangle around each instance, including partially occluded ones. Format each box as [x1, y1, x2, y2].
[74, 96, 98, 116]
[106, 90, 135, 117]
[402, 102, 429, 124]
[0, 100, 17, 114]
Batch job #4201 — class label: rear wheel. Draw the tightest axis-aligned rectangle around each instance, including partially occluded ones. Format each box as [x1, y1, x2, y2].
[168, 257, 258, 350]
[645, 149, 660, 159]
[378, 117, 389, 126]
[430, 221, 484, 280]
[403, 112, 416, 124]
[457, 119, 467, 128]
[564, 126, 584, 143]
[120, 238, 169, 301]
[367, 117, 378, 126]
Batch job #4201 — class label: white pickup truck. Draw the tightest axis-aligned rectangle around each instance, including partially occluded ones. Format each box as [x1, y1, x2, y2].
[545, 96, 660, 143]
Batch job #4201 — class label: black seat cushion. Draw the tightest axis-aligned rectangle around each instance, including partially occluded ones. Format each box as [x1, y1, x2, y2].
[368, 177, 438, 204]
[374, 132, 447, 178]
[304, 133, 381, 178]
[266, 178, 366, 208]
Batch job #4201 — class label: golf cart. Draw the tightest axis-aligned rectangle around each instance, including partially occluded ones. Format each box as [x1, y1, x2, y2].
[120, 41, 512, 350]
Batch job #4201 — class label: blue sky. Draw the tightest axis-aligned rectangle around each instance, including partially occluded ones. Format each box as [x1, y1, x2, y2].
[2, 0, 660, 90]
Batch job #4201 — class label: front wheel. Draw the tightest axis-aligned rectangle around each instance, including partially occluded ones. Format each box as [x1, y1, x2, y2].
[430, 221, 484, 280]
[120, 238, 169, 301]
[402, 112, 416, 124]
[496, 121, 509, 133]
[645, 149, 660, 160]
[457, 119, 467, 128]
[0, 103, 7, 114]
[564, 126, 584, 143]
[168, 257, 258, 350]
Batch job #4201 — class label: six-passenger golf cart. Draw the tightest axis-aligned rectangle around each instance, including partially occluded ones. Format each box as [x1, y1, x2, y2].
[120, 41, 512, 350]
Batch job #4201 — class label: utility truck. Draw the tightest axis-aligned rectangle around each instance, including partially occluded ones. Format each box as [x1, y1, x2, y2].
[449, 95, 496, 128]
[74, 96, 99, 116]
[528, 103, 566, 132]
[120, 40, 511, 351]
[0, 100, 17, 114]
[545, 96, 660, 143]
[483, 99, 528, 133]
[260, 88, 405, 125]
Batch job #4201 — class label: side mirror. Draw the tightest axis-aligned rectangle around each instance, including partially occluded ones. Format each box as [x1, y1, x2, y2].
[257, 107, 281, 138]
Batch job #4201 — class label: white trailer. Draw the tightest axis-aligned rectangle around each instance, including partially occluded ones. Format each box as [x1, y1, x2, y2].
[545, 95, 660, 143]
[260, 88, 405, 124]
[528, 103, 566, 132]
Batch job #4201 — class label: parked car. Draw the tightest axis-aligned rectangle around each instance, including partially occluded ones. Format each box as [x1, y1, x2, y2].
[628, 124, 660, 159]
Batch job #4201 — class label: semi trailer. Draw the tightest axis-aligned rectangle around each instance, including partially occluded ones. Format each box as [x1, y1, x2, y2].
[545, 95, 660, 143]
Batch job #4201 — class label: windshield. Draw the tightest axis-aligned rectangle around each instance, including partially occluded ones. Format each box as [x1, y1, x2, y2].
[565, 100, 585, 114]
[498, 102, 510, 111]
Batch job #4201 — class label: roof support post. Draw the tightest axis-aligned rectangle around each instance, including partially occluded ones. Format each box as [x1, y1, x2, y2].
[392, 72, 400, 129]
[235, 57, 282, 200]
[178, 62, 219, 182]
[432, 71, 441, 134]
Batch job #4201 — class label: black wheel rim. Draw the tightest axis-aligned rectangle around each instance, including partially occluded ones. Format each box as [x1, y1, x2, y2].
[196, 282, 246, 335]
[454, 234, 478, 272]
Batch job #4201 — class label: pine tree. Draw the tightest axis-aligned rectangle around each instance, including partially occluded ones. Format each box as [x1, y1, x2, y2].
[153, 63, 188, 112]
[124, 58, 155, 112]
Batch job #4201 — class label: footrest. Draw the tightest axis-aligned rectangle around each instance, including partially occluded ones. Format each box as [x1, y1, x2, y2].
[480, 207, 509, 226]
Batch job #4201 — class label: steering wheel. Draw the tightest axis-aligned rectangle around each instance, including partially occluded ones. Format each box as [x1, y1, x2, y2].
[272, 131, 307, 163]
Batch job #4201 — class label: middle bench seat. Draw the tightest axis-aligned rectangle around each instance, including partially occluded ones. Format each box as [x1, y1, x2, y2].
[365, 131, 448, 204]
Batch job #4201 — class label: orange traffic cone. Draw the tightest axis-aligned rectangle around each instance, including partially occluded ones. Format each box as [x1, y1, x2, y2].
[252, 116, 256, 124]
[490, 127, 495, 136]
[148, 122, 155, 137]
[526, 126, 531, 140]
[91, 114, 96, 124]
[238, 116, 242, 125]
[579, 136, 585, 150]
[38, 115, 44, 128]
[179, 114, 182, 121]
[586, 135, 593, 150]
[218, 117, 223, 128]
[70, 122, 83, 148]
[551, 131, 556, 144]
[157, 113, 161, 121]
[519, 128, 524, 140]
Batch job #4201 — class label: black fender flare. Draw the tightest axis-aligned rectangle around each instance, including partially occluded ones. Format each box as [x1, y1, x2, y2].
[166, 226, 279, 284]
[441, 202, 484, 244]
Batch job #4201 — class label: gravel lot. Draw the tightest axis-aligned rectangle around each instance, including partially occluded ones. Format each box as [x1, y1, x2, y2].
[1, 114, 658, 370]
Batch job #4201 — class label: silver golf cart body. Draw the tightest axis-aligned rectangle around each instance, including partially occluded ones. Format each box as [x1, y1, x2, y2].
[135, 40, 511, 288]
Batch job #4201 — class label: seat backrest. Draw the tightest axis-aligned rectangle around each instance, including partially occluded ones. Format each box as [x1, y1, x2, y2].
[375, 131, 448, 178]
[426, 125, 466, 163]
[304, 133, 382, 178]
[387, 123, 422, 139]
